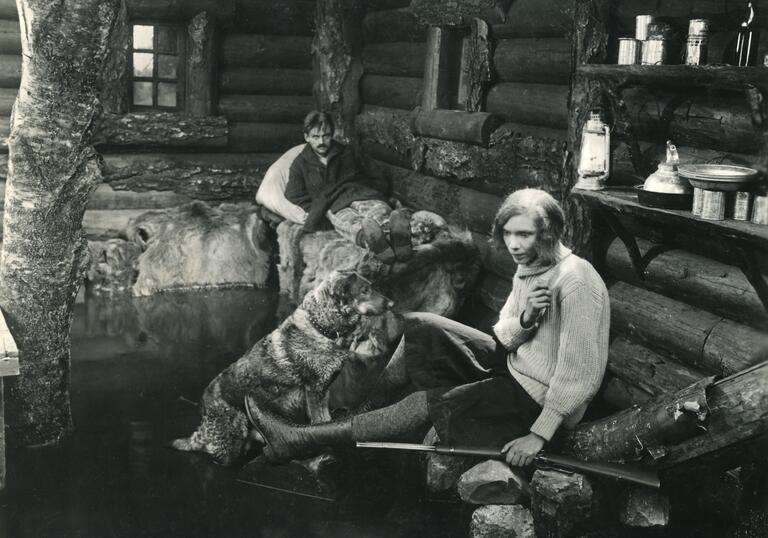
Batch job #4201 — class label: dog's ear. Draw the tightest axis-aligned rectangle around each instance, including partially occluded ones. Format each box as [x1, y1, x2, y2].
[327, 270, 354, 299]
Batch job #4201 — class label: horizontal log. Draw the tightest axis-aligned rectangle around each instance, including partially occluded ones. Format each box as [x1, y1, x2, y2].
[221, 35, 312, 69]
[362, 42, 427, 77]
[704, 320, 768, 377]
[485, 82, 568, 129]
[0, 86, 15, 115]
[622, 87, 762, 154]
[93, 112, 228, 148]
[218, 94, 315, 123]
[360, 74, 422, 110]
[355, 105, 416, 157]
[102, 152, 279, 200]
[493, 38, 571, 84]
[409, 0, 513, 25]
[360, 141, 412, 170]
[233, 0, 315, 35]
[491, 0, 572, 38]
[660, 361, 768, 470]
[363, 8, 427, 43]
[219, 67, 313, 96]
[471, 231, 516, 279]
[412, 109, 503, 146]
[610, 281, 766, 376]
[608, 337, 705, 398]
[0, 54, 19, 88]
[606, 237, 768, 329]
[367, 158, 502, 234]
[126, 0, 235, 22]
[0, 19, 19, 54]
[599, 374, 653, 410]
[0, 114, 7, 147]
[228, 122, 304, 153]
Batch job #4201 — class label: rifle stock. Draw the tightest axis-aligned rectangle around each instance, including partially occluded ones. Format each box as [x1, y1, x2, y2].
[356, 442, 660, 489]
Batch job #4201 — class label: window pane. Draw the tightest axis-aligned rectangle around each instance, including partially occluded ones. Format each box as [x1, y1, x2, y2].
[133, 82, 153, 106]
[157, 82, 177, 107]
[133, 52, 154, 77]
[156, 26, 177, 53]
[133, 25, 154, 50]
[158, 54, 177, 79]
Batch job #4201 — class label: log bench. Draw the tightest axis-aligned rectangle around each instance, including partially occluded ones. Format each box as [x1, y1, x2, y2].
[0, 307, 19, 491]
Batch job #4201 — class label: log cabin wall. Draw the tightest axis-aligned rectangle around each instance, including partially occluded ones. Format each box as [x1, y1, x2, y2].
[0, 0, 316, 239]
[355, 0, 573, 325]
[569, 0, 768, 415]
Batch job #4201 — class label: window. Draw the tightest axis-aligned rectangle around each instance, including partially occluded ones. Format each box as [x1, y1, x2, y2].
[131, 24, 185, 110]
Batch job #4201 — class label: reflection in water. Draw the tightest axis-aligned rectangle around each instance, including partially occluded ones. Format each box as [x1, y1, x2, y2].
[1, 288, 468, 538]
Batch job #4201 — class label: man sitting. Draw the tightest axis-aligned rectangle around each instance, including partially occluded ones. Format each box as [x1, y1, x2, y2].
[285, 110, 411, 264]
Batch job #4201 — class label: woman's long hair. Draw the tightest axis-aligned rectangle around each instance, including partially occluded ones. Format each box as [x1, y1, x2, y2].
[490, 188, 565, 265]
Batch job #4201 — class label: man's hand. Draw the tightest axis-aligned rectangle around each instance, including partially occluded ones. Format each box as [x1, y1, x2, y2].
[502, 432, 545, 467]
[522, 283, 551, 327]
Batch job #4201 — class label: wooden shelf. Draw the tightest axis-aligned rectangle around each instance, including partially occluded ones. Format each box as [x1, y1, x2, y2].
[572, 187, 768, 249]
[577, 64, 768, 91]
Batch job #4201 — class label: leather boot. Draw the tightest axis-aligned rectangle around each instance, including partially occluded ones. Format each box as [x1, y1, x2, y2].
[388, 209, 413, 261]
[357, 217, 396, 264]
[245, 395, 353, 464]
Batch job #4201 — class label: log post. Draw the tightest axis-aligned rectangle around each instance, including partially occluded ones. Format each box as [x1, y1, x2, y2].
[314, 0, 363, 144]
[421, 26, 463, 111]
[0, 309, 19, 492]
[186, 11, 216, 116]
[1, 0, 120, 446]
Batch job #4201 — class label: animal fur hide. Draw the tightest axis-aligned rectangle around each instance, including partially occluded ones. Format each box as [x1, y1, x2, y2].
[127, 201, 273, 296]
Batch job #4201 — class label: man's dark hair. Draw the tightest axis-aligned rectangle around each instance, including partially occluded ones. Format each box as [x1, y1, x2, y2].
[303, 110, 334, 135]
[490, 188, 566, 265]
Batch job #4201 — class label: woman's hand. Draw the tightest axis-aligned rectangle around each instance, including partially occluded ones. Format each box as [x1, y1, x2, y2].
[522, 283, 551, 327]
[502, 432, 545, 467]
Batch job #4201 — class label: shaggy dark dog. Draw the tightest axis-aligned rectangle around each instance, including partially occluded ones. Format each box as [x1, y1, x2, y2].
[172, 270, 393, 465]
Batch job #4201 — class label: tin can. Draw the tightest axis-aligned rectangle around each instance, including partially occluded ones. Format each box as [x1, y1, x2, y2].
[752, 194, 768, 225]
[641, 38, 667, 65]
[618, 38, 640, 65]
[647, 22, 674, 39]
[685, 36, 708, 65]
[635, 15, 655, 41]
[688, 19, 710, 37]
[727, 191, 752, 220]
[700, 190, 726, 221]
[692, 187, 704, 216]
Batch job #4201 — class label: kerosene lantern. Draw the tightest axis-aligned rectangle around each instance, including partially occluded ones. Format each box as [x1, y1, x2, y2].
[575, 109, 611, 190]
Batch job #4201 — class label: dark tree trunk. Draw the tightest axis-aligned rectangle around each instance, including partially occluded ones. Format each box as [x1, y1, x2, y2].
[0, 0, 119, 446]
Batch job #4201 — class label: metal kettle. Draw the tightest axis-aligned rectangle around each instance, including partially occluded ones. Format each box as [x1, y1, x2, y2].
[643, 141, 691, 194]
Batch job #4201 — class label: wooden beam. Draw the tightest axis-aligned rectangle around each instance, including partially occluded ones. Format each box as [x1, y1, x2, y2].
[0, 0, 15, 20]
[361, 74, 422, 110]
[491, 0, 571, 38]
[228, 122, 304, 153]
[486, 82, 569, 129]
[493, 38, 571, 84]
[218, 94, 315, 123]
[126, 0, 236, 23]
[0, 19, 19, 55]
[409, 0, 513, 26]
[221, 34, 312, 69]
[412, 109, 502, 146]
[362, 42, 427, 77]
[606, 237, 768, 329]
[0, 54, 19, 88]
[93, 112, 228, 148]
[0, 87, 15, 115]
[233, 0, 316, 35]
[421, 27, 462, 110]
[219, 68, 314, 96]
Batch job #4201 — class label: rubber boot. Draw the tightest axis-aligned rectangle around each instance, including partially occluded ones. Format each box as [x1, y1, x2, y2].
[357, 217, 396, 264]
[245, 395, 353, 464]
[388, 209, 413, 261]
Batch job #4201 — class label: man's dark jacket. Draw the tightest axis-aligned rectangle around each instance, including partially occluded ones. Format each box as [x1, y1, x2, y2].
[284, 143, 388, 232]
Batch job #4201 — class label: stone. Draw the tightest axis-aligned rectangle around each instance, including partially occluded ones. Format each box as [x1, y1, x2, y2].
[619, 486, 671, 528]
[127, 201, 272, 296]
[458, 459, 531, 505]
[470, 504, 535, 538]
[86, 239, 142, 296]
[423, 427, 476, 494]
[530, 469, 596, 538]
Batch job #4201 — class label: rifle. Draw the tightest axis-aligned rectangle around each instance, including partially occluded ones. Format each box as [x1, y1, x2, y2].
[356, 441, 660, 489]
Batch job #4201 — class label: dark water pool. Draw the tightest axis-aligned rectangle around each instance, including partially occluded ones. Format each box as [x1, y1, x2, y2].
[1, 288, 470, 538]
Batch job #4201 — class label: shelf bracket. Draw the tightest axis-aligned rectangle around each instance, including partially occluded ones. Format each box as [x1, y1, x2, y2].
[736, 246, 768, 315]
[595, 206, 645, 280]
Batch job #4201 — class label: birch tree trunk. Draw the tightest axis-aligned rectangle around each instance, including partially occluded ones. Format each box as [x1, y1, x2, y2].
[0, 0, 119, 446]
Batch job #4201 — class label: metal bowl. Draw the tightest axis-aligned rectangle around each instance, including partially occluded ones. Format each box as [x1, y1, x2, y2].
[635, 185, 693, 210]
[678, 164, 760, 192]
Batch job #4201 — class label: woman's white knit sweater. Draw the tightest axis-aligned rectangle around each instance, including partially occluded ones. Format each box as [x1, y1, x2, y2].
[492, 244, 610, 441]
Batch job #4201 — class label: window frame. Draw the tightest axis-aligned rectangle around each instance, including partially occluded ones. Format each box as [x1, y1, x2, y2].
[129, 21, 187, 112]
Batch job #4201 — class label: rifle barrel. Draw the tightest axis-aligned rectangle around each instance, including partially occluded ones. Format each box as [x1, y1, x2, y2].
[356, 442, 660, 489]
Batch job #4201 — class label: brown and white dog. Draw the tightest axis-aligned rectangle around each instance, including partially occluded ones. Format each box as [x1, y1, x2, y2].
[172, 270, 394, 465]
